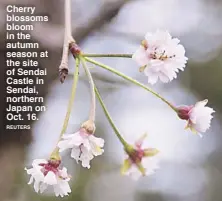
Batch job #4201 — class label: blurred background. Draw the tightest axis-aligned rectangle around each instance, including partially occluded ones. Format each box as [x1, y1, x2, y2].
[0, 0, 222, 200]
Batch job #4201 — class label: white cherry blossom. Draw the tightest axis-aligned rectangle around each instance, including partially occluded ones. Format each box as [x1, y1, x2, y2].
[25, 159, 71, 197]
[121, 134, 159, 180]
[132, 30, 188, 84]
[177, 99, 215, 136]
[58, 128, 104, 169]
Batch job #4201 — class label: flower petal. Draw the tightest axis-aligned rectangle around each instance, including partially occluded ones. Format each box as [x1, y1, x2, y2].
[132, 46, 150, 66]
[44, 171, 57, 185]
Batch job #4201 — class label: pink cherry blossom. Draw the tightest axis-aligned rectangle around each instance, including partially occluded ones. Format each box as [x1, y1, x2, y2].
[25, 159, 71, 197]
[177, 99, 215, 135]
[132, 30, 188, 84]
[121, 134, 159, 180]
[58, 128, 104, 169]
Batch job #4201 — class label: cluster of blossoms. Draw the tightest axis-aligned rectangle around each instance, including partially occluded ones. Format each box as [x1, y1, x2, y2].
[25, 30, 215, 197]
[25, 121, 104, 197]
[132, 30, 214, 134]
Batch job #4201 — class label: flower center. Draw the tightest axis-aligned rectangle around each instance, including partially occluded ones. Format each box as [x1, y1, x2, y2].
[150, 47, 175, 61]
[129, 148, 144, 164]
[39, 164, 57, 176]
[39, 160, 61, 176]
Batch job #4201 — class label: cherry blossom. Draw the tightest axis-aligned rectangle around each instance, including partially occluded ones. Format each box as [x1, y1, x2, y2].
[132, 30, 188, 84]
[177, 99, 215, 135]
[25, 159, 71, 197]
[58, 127, 104, 169]
[121, 134, 159, 180]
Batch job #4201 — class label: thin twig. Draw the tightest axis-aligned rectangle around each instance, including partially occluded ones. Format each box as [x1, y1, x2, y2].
[59, 0, 75, 83]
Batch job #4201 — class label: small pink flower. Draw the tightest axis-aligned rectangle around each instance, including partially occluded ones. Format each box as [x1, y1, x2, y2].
[25, 159, 71, 197]
[132, 30, 188, 84]
[121, 134, 159, 180]
[58, 121, 104, 169]
[177, 99, 215, 135]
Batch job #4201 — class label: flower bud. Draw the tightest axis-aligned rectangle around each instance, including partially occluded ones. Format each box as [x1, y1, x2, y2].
[69, 42, 81, 57]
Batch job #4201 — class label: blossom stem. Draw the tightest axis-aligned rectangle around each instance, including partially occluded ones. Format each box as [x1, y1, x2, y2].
[85, 57, 177, 112]
[82, 53, 132, 58]
[94, 86, 128, 148]
[60, 58, 80, 135]
[50, 58, 80, 160]
[80, 56, 96, 122]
